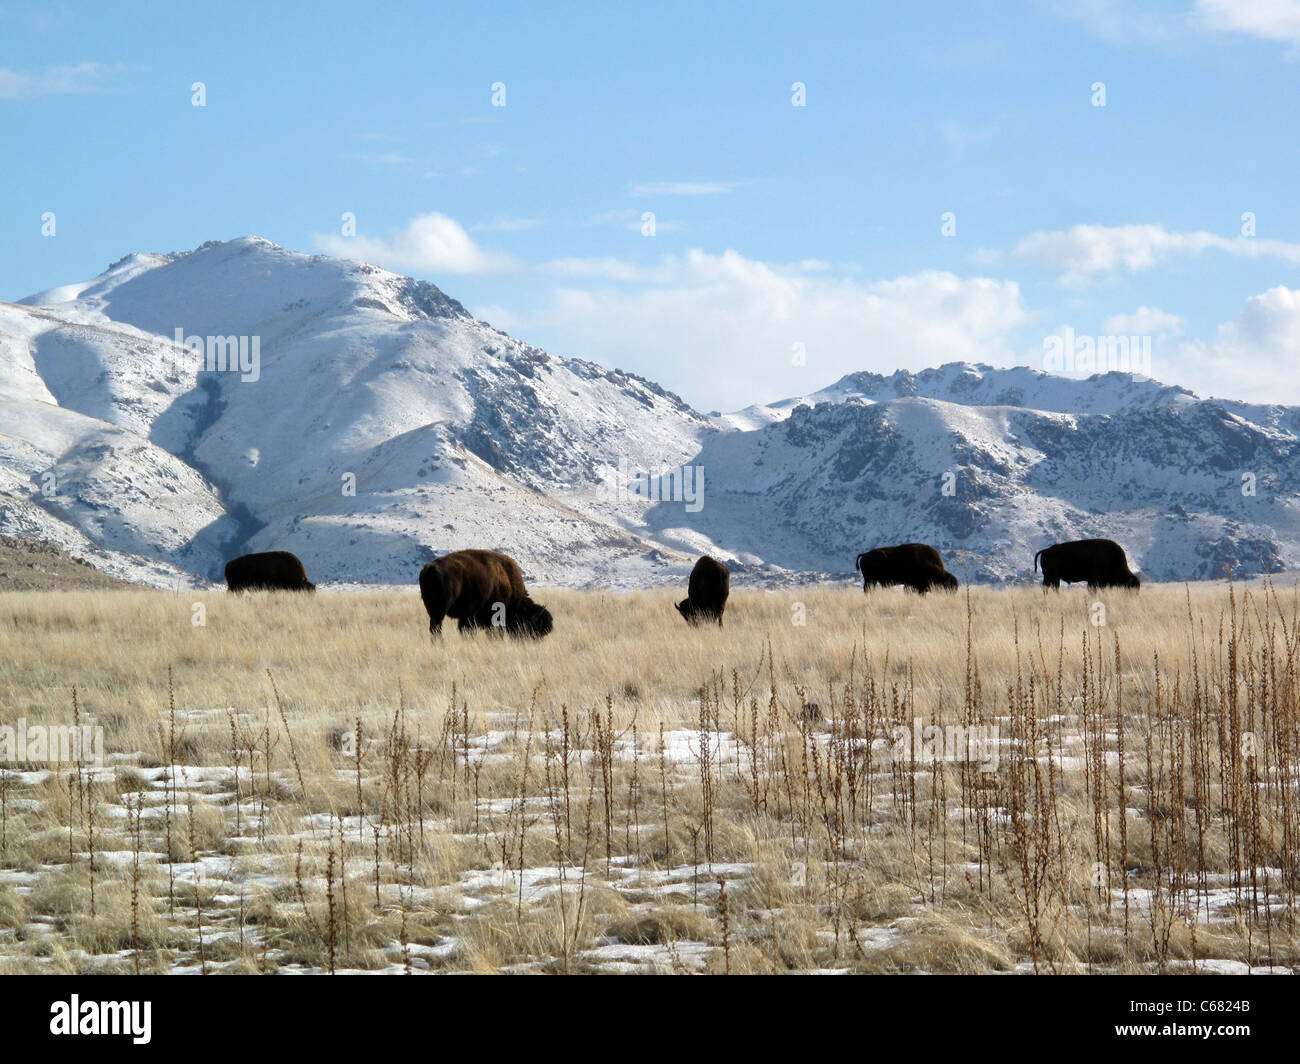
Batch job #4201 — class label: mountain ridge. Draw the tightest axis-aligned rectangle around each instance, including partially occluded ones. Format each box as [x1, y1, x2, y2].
[2, 237, 1297, 588]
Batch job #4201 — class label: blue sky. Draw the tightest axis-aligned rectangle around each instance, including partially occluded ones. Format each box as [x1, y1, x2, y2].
[4, 0, 1300, 409]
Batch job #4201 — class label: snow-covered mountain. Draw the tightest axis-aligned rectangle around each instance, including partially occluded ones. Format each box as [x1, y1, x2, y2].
[692, 386, 1298, 582]
[1, 237, 1297, 587]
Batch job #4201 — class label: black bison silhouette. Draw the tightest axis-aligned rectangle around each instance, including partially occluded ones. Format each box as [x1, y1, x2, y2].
[676, 555, 730, 626]
[855, 543, 957, 594]
[418, 549, 553, 639]
[224, 551, 315, 592]
[1034, 538, 1140, 590]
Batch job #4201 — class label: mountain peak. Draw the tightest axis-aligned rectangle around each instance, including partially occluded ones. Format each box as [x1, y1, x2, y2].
[19, 235, 471, 333]
[2, 239, 1298, 587]
[803, 360, 1200, 417]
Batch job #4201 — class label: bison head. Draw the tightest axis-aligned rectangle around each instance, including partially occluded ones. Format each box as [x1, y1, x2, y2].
[1125, 573, 1141, 589]
[676, 599, 705, 626]
[510, 599, 554, 639]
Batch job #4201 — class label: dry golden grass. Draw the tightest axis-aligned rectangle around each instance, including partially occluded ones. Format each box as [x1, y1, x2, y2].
[1, 578, 1298, 974]
[0, 582, 1270, 713]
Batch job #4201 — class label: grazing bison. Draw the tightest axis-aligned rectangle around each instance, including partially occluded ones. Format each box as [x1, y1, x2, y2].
[224, 551, 315, 592]
[418, 549, 553, 639]
[855, 543, 957, 594]
[676, 556, 730, 627]
[1034, 539, 1140, 590]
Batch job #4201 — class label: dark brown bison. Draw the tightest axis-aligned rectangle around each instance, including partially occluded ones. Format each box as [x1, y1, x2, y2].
[418, 549, 553, 639]
[224, 551, 315, 592]
[1034, 539, 1140, 590]
[856, 543, 957, 594]
[676, 555, 730, 627]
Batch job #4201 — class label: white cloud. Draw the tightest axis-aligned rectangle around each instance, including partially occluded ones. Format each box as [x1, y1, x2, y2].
[470, 217, 542, 233]
[1051, 0, 1195, 44]
[0, 61, 111, 99]
[343, 152, 417, 167]
[628, 181, 739, 197]
[1196, 0, 1300, 45]
[529, 250, 1026, 409]
[315, 212, 517, 275]
[1047, 288, 1300, 404]
[470, 304, 524, 332]
[1202, 286, 1300, 401]
[1008, 223, 1300, 284]
[937, 118, 999, 155]
[585, 207, 686, 233]
[585, 209, 635, 227]
[779, 259, 835, 274]
[1101, 306, 1185, 337]
[543, 256, 658, 281]
[1057, 1, 1300, 50]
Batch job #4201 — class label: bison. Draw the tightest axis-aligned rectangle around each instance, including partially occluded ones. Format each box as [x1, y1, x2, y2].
[676, 556, 730, 627]
[224, 551, 315, 592]
[418, 549, 553, 639]
[1034, 539, 1140, 590]
[855, 543, 957, 594]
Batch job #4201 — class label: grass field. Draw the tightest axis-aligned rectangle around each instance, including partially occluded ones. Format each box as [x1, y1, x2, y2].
[1, 579, 1299, 974]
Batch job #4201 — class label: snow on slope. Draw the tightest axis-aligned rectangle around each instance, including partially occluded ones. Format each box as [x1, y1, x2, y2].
[712, 362, 1206, 432]
[2, 238, 1297, 588]
[4, 238, 716, 586]
[684, 393, 1299, 581]
[0, 397, 228, 585]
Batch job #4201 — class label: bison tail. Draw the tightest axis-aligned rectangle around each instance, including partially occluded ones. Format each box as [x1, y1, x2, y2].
[1033, 548, 1044, 573]
[855, 552, 867, 575]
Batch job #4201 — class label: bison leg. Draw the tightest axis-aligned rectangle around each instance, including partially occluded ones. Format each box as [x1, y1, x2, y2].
[454, 607, 490, 634]
[423, 597, 449, 637]
[456, 599, 508, 635]
[418, 567, 455, 637]
[424, 592, 449, 635]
